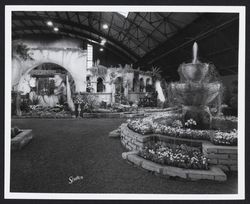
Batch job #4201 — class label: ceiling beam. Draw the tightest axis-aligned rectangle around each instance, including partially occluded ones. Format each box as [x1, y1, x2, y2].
[119, 12, 161, 45]
[218, 64, 237, 74]
[121, 13, 138, 42]
[107, 13, 114, 36]
[199, 14, 238, 55]
[90, 12, 149, 53]
[205, 47, 237, 57]
[136, 13, 167, 39]
[12, 26, 136, 63]
[12, 14, 140, 61]
[147, 15, 238, 64]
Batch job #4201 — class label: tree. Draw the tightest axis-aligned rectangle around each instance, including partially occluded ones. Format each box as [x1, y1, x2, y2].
[12, 41, 33, 61]
[12, 41, 33, 116]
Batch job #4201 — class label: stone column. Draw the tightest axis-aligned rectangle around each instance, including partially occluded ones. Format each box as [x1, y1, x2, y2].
[111, 84, 116, 104]
[124, 79, 129, 98]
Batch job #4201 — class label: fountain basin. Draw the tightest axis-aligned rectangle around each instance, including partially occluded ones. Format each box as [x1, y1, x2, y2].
[170, 82, 221, 106]
[179, 63, 209, 82]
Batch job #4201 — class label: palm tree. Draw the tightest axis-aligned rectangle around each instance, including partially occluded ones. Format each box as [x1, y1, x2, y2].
[151, 66, 162, 79]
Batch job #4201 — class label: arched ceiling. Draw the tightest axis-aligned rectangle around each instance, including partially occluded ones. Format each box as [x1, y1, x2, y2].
[12, 11, 239, 78]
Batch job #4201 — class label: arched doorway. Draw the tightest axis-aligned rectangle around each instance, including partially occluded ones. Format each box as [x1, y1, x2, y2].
[132, 71, 139, 92]
[97, 77, 105, 92]
[11, 45, 87, 93]
[146, 78, 151, 92]
[15, 63, 76, 116]
[139, 78, 145, 92]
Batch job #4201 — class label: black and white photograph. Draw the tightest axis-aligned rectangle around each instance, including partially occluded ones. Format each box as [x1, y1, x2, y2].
[4, 5, 245, 200]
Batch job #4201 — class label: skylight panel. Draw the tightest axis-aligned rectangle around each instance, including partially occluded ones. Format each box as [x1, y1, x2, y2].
[117, 11, 129, 18]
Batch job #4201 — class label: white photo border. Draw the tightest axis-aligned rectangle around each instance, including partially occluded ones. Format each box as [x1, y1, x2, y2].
[5, 5, 246, 200]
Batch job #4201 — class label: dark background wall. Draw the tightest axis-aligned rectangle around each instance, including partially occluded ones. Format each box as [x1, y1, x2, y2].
[92, 44, 129, 67]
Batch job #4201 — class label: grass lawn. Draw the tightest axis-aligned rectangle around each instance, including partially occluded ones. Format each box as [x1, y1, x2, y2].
[10, 118, 237, 194]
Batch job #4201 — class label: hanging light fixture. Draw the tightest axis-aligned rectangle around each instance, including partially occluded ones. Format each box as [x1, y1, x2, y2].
[102, 24, 109, 30]
[46, 21, 53, 26]
[100, 38, 107, 45]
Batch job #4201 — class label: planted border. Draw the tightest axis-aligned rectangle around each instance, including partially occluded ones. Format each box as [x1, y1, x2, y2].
[127, 117, 237, 146]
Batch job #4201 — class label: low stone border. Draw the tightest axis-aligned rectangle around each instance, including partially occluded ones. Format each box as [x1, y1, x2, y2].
[11, 129, 34, 151]
[120, 124, 238, 171]
[108, 128, 121, 138]
[122, 151, 227, 181]
[202, 141, 237, 171]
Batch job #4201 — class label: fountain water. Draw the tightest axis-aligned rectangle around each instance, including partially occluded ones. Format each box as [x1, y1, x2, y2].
[170, 42, 222, 129]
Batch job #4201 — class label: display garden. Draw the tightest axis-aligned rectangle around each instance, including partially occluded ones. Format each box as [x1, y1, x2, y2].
[112, 43, 238, 181]
[11, 42, 238, 182]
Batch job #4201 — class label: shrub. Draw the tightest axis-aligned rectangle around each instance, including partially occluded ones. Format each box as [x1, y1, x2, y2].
[20, 98, 30, 112]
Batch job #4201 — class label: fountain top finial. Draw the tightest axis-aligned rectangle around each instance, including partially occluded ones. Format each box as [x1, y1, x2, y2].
[178, 41, 210, 82]
[192, 42, 198, 64]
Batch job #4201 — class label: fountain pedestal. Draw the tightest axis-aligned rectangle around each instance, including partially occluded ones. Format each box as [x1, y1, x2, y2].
[182, 105, 212, 129]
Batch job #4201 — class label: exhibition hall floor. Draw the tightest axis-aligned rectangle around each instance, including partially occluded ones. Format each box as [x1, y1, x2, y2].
[10, 119, 237, 194]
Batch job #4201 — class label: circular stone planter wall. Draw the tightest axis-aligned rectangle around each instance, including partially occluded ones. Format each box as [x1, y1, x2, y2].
[122, 151, 227, 181]
[120, 124, 237, 172]
[11, 129, 34, 150]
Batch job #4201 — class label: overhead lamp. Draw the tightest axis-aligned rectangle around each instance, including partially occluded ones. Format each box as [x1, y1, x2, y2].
[54, 27, 59, 32]
[100, 39, 107, 45]
[99, 48, 104, 52]
[46, 21, 53, 26]
[102, 24, 109, 30]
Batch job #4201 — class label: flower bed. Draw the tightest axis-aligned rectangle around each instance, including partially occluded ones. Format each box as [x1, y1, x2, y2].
[213, 115, 237, 122]
[211, 129, 237, 146]
[139, 142, 209, 170]
[21, 105, 72, 118]
[127, 114, 238, 146]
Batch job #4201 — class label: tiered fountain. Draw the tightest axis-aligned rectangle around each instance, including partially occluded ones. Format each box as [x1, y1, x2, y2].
[170, 42, 222, 129]
[116, 43, 237, 181]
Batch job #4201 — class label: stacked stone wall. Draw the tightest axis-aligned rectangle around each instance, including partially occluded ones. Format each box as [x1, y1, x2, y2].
[120, 124, 238, 172]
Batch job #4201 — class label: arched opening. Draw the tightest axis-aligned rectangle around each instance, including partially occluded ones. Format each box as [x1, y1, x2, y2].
[97, 77, 105, 92]
[139, 78, 145, 92]
[14, 63, 76, 116]
[146, 78, 151, 92]
[132, 71, 139, 92]
[133, 77, 138, 92]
